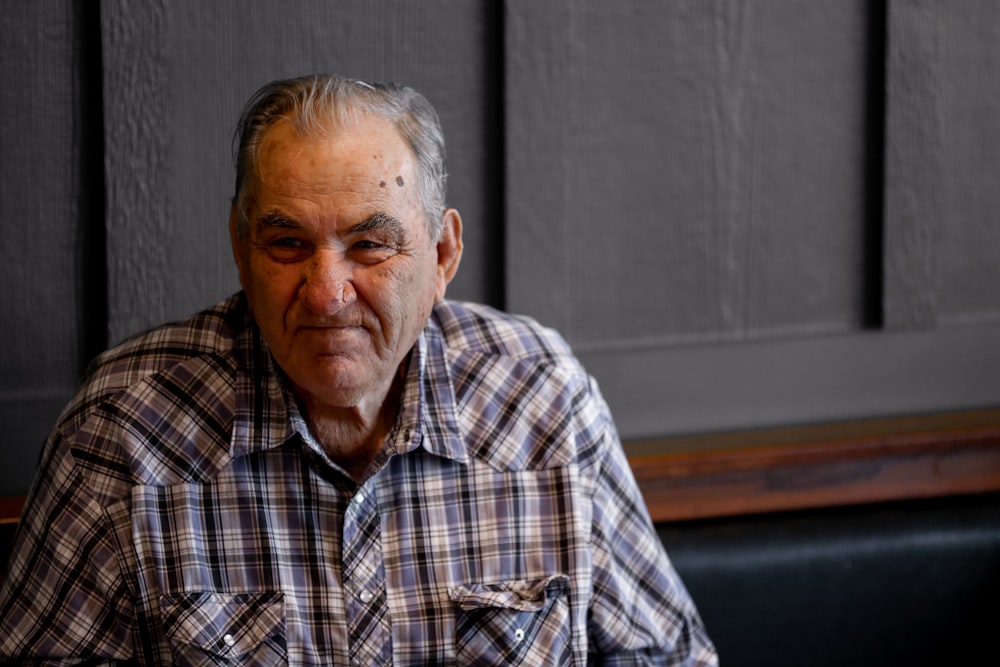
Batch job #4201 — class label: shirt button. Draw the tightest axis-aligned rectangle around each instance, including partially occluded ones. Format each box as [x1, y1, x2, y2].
[514, 628, 526, 643]
[358, 590, 374, 604]
[223, 633, 236, 647]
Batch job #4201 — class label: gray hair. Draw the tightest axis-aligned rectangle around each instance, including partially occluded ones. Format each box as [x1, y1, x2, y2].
[232, 74, 448, 239]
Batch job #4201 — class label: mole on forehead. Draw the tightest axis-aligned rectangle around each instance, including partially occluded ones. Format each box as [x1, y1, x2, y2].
[379, 176, 406, 189]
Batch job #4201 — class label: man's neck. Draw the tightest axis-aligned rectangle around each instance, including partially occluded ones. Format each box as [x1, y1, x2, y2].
[296, 363, 407, 482]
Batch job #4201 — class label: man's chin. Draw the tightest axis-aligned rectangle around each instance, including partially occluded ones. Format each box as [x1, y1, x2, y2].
[289, 363, 382, 407]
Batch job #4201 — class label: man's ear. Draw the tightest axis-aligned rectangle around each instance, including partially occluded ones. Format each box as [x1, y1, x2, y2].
[228, 203, 248, 288]
[434, 208, 463, 302]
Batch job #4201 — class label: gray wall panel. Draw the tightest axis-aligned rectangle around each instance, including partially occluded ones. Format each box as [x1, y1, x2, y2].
[936, 3, 1000, 327]
[102, 0, 501, 344]
[506, 0, 874, 349]
[585, 324, 1000, 442]
[1, 0, 85, 388]
[885, 0, 1000, 330]
[883, 0, 946, 329]
[2, 1, 999, 495]
[102, 0, 172, 344]
[0, 1, 99, 494]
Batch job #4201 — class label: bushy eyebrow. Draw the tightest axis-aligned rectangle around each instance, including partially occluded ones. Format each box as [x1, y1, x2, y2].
[350, 212, 407, 240]
[254, 209, 409, 242]
[256, 210, 300, 230]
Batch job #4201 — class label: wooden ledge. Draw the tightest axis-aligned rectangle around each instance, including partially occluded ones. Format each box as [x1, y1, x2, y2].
[629, 411, 1000, 522]
[0, 496, 24, 525]
[3, 412, 999, 525]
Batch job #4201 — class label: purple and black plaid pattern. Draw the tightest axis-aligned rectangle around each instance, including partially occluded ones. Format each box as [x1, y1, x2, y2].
[343, 483, 393, 667]
[160, 591, 287, 665]
[0, 293, 717, 665]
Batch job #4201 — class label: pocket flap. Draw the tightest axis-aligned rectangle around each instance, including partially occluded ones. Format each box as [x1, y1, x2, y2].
[160, 591, 284, 659]
[449, 574, 570, 612]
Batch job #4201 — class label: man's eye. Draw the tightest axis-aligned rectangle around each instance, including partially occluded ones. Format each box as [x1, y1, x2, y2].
[350, 239, 396, 263]
[260, 236, 311, 261]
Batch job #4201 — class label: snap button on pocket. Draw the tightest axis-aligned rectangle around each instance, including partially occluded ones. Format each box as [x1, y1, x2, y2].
[451, 575, 572, 664]
[161, 591, 287, 664]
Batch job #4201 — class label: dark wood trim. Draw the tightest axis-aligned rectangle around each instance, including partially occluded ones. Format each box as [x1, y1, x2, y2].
[3, 412, 999, 525]
[630, 411, 1000, 522]
[0, 497, 24, 525]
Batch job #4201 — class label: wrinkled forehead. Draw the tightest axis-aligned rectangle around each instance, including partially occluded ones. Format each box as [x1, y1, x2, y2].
[247, 116, 428, 236]
[274, 101, 406, 150]
[256, 114, 415, 181]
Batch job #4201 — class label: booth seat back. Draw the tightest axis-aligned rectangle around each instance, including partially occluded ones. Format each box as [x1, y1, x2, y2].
[658, 493, 1000, 667]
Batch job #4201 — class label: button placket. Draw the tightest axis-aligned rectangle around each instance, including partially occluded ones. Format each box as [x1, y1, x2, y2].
[341, 480, 392, 665]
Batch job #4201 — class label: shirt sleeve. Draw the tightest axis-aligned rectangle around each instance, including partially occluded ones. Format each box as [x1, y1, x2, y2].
[584, 383, 718, 666]
[0, 430, 136, 664]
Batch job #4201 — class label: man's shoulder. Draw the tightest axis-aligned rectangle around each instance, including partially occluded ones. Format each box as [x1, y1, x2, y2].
[30, 294, 250, 505]
[431, 300, 575, 365]
[63, 293, 248, 427]
[428, 301, 612, 471]
[90, 293, 246, 379]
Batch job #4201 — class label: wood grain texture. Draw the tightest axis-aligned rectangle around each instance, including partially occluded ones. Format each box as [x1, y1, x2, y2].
[884, 1, 1000, 331]
[4, 0, 1000, 503]
[101, 0, 501, 344]
[101, 0, 171, 344]
[0, 1, 102, 497]
[0, 0, 85, 387]
[4, 411, 999, 523]
[505, 0, 872, 349]
[933, 2, 1000, 328]
[883, 0, 946, 329]
[632, 412, 1000, 522]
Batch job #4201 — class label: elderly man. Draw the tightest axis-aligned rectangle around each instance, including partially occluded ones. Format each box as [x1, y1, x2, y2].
[0, 74, 716, 665]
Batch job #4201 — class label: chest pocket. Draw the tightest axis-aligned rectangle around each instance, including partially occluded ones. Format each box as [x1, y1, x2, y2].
[160, 591, 287, 667]
[450, 574, 573, 666]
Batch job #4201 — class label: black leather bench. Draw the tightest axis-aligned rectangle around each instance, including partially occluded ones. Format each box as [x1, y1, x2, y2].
[658, 492, 1000, 666]
[2, 493, 997, 666]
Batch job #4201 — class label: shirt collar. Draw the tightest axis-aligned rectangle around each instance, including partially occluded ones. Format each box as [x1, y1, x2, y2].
[404, 318, 468, 465]
[228, 295, 466, 465]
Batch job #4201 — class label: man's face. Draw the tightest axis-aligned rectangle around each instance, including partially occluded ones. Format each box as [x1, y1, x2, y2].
[230, 115, 460, 412]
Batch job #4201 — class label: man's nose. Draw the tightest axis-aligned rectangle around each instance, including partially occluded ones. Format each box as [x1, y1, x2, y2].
[298, 249, 357, 314]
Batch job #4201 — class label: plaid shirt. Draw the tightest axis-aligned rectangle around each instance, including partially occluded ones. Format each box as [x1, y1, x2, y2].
[0, 293, 716, 666]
